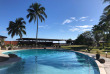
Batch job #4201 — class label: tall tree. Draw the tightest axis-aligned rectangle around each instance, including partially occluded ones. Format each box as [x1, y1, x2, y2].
[66, 39, 73, 45]
[75, 31, 94, 46]
[98, 12, 110, 41]
[103, 0, 110, 16]
[27, 3, 47, 44]
[7, 18, 26, 39]
[92, 25, 103, 46]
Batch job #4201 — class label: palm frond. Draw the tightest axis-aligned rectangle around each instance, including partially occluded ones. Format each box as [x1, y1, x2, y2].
[27, 9, 34, 13]
[29, 16, 34, 23]
[106, 9, 110, 15]
[7, 17, 26, 38]
[22, 30, 26, 35]
[104, 5, 110, 11]
[17, 17, 24, 21]
[22, 21, 26, 24]
[103, 0, 110, 3]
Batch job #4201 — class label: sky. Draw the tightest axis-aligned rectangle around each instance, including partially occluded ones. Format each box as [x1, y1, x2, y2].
[0, 0, 109, 41]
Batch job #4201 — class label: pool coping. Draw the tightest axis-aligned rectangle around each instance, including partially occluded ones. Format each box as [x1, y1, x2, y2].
[0, 49, 109, 74]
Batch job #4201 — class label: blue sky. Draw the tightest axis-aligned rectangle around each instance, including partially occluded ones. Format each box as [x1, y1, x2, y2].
[0, 0, 108, 41]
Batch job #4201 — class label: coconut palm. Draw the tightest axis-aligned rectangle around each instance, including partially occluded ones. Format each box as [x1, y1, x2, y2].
[103, 0, 110, 15]
[103, 0, 110, 3]
[27, 3, 47, 44]
[104, 5, 110, 15]
[99, 12, 110, 33]
[7, 18, 26, 39]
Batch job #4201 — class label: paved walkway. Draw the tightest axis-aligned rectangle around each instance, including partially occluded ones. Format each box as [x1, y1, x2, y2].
[78, 51, 110, 74]
[103, 57, 110, 74]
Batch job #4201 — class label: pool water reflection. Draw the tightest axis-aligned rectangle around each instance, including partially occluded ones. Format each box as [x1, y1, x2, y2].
[1, 49, 100, 74]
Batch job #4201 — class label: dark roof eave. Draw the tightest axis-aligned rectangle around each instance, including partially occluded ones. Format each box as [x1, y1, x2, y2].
[0, 35, 7, 38]
[16, 38, 67, 41]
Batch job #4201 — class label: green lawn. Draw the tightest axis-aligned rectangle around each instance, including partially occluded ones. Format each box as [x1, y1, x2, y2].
[61, 45, 110, 58]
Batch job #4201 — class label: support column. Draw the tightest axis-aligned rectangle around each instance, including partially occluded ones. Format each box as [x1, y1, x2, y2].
[103, 42, 104, 49]
[58, 41, 60, 43]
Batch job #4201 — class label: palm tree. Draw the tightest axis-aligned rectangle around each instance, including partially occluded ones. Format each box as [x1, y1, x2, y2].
[103, 0, 110, 15]
[103, 0, 110, 3]
[7, 18, 26, 39]
[27, 3, 47, 44]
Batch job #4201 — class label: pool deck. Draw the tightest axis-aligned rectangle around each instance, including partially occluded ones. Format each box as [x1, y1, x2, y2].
[0, 49, 110, 74]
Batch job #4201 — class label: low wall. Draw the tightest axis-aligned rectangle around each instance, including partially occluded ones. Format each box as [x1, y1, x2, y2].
[4, 41, 18, 46]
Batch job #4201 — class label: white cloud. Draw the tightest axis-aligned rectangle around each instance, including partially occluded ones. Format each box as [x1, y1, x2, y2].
[82, 29, 91, 31]
[69, 28, 79, 32]
[62, 19, 72, 24]
[69, 25, 93, 32]
[80, 16, 88, 20]
[70, 17, 78, 21]
[39, 25, 48, 28]
[90, 19, 94, 21]
[79, 16, 88, 21]
[62, 16, 93, 24]
[70, 17, 75, 20]
[76, 25, 93, 28]
[62, 17, 78, 25]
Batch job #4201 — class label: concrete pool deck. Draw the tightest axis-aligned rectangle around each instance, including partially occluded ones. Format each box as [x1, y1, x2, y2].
[0, 49, 110, 74]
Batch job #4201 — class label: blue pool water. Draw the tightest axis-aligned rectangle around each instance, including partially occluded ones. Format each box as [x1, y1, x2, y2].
[1, 49, 100, 74]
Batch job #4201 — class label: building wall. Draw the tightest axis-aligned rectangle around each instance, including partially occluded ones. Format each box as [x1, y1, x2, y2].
[4, 41, 18, 46]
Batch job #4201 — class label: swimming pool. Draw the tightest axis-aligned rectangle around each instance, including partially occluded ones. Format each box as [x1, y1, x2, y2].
[1, 49, 100, 74]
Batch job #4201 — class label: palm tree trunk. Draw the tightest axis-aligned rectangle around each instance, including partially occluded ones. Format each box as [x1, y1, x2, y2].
[36, 18, 38, 46]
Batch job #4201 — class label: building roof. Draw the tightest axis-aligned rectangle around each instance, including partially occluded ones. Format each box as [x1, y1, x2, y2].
[16, 38, 67, 41]
[0, 35, 7, 38]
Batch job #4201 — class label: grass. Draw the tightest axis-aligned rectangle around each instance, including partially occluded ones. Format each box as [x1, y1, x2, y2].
[61, 45, 110, 58]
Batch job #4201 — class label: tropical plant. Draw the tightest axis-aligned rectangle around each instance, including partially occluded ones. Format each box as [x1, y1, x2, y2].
[7, 18, 26, 39]
[98, 12, 110, 41]
[27, 2, 47, 44]
[103, 0, 110, 17]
